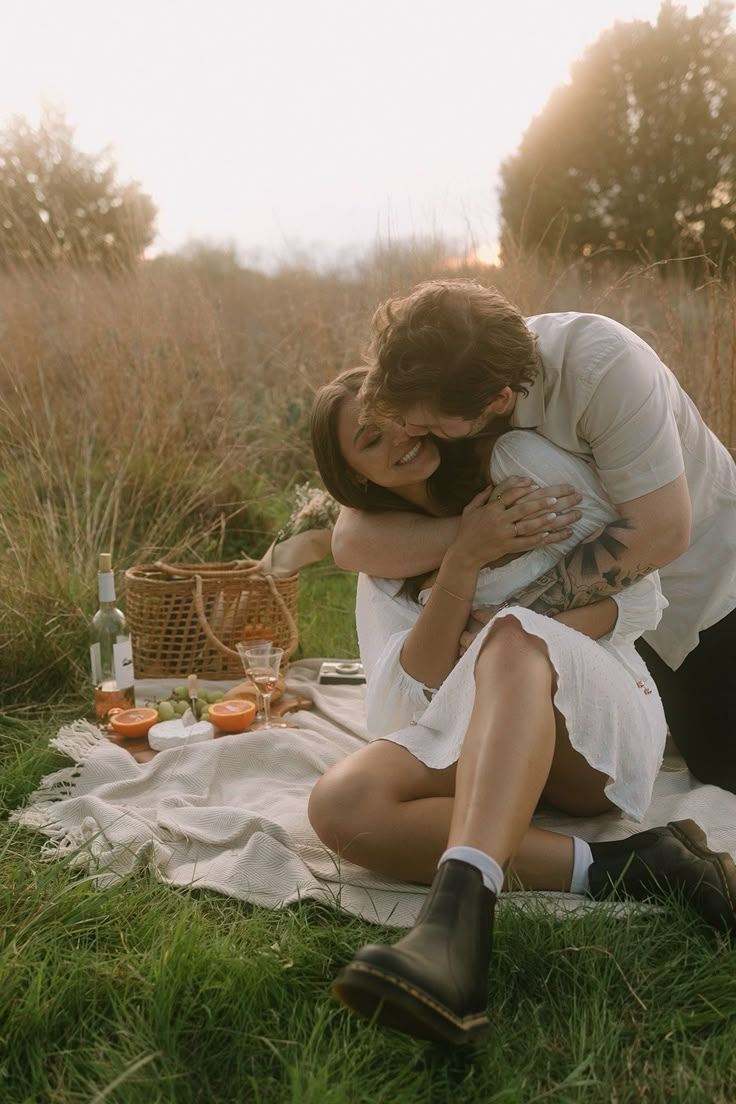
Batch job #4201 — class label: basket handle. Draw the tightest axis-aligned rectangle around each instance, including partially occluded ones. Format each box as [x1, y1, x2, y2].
[153, 559, 262, 577]
[192, 573, 299, 661]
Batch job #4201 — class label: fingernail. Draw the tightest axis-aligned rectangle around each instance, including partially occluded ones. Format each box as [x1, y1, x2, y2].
[546, 497, 558, 505]
[530, 483, 540, 490]
[547, 512, 557, 520]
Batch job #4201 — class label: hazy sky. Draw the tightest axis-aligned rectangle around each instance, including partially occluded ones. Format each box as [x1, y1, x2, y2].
[0, 0, 715, 266]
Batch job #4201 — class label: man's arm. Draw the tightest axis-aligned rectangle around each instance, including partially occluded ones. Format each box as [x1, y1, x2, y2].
[494, 474, 691, 616]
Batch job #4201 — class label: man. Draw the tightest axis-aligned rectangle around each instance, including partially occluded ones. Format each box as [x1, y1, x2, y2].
[333, 279, 736, 791]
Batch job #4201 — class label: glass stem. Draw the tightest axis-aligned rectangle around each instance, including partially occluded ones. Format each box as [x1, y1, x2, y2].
[262, 692, 273, 727]
[254, 687, 265, 719]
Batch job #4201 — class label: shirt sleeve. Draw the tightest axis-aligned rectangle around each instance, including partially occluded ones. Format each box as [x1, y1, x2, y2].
[355, 573, 431, 733]
[473, 431, 620, 605]
[578, 338, 685, 504]
[607, 572, 669, 645]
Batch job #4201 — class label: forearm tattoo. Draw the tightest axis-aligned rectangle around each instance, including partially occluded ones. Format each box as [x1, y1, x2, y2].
[509, 517, 657, 617]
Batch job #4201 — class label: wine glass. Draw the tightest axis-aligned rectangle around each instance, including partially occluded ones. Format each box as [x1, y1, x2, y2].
[236, 639, 272, 723]
[240, 645, 287, 731]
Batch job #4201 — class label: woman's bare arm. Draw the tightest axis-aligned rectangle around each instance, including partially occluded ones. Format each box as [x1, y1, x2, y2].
[332, 479, 583, 578]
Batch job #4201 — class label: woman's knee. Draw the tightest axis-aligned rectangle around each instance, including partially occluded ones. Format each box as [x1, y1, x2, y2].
[476, 613, 548, 671]
[308, 758, 379, 853]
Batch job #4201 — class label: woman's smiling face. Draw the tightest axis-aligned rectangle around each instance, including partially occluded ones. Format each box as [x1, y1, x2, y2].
[337, 397, 441, 493]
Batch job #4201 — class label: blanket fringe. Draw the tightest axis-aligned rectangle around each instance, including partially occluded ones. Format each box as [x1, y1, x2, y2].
[49, 718, 105, 763]
[8, 718, 106, 837]
[10, 720, 104, 810]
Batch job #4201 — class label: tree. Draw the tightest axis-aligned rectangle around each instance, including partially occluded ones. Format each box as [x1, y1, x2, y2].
[0, 107, 157, 271]
[499, 1, 736, 269]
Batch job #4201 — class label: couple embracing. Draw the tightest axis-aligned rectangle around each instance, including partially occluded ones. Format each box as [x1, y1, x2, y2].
[307, 279, 736, 1046]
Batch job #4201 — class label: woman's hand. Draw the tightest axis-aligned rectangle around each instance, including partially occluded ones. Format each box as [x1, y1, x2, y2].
[451, 477, 582, 568]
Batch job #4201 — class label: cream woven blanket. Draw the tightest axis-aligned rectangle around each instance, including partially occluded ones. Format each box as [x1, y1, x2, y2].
[12, 660, 736, 926]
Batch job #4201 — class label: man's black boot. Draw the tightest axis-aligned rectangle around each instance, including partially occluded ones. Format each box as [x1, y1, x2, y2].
[332, 859, 496, 1045]
[588, 819, 736, 932]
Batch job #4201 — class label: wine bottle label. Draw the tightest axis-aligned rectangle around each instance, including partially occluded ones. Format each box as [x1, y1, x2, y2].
[98, 573, 116, 603]
[90, 642, 103, 685]
[113, 639, 135, 688]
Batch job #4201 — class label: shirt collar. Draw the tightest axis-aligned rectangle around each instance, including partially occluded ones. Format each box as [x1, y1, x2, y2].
[510, 368, 545, 428]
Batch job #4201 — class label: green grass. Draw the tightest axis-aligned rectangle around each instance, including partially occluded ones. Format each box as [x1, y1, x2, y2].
[295, 563, 359, 662]
[2, 565, 736, 1101]
[1, 795, 735, 1103]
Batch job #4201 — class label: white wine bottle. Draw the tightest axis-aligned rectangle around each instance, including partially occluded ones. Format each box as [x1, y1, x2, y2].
[90, 552, 135, 722]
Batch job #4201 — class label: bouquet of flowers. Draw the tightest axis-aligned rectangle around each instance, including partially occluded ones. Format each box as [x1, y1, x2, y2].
[256, 484, 339, 578]
[277, 483, 341, 543]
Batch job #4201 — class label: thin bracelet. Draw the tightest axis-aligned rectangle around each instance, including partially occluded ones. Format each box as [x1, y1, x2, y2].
[434, 581, 473, 603]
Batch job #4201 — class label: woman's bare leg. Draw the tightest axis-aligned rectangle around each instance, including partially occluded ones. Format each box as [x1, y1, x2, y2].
[310, 634, 614, 890]
[328, 615, 620, 1044]
[447, 615, 612, 866]
[309, 741, 456, 883]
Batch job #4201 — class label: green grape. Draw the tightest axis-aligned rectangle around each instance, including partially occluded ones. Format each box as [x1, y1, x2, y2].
[198, 689, 210, 704]
[208, 691, 224, 703]
[172, 686, 189, 701]
[174, 700, 189, 716]
[157, 701, 176, 721]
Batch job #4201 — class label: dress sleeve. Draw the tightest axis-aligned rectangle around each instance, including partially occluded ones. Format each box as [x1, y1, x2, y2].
[355, 574, 432, 733]
[468, 430, 620, 606]
[607, 572, 669, 644]
[483, 431, 667, 643]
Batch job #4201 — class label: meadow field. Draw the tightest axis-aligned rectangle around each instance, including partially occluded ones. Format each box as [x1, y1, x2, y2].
[1, 248, 735, 1102]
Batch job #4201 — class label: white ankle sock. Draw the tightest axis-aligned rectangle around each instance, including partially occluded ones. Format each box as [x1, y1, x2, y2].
[439, 846, 504, 897]
[570, 836, 594, 894]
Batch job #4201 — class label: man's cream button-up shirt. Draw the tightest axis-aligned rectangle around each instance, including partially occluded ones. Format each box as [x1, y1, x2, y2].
[514, 312, 736, 669]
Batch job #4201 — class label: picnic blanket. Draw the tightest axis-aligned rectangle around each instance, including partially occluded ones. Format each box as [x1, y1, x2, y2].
[11, 660, 736, 926]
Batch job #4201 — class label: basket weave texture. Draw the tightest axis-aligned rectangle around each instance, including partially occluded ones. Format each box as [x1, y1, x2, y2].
[125, 560, 299, 679]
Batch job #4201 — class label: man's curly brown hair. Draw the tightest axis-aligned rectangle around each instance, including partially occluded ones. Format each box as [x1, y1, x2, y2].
[361, 279, 539, 422]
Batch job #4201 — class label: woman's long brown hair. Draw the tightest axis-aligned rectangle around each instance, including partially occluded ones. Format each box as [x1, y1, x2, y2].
[310, 367, 490, 597]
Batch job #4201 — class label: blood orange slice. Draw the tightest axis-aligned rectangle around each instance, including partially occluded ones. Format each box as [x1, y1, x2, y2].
[109, 707, 159, 738]
[209, 700, 256, 733]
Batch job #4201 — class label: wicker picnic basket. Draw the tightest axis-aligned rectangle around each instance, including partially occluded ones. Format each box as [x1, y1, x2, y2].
[124, 560, 299, 679]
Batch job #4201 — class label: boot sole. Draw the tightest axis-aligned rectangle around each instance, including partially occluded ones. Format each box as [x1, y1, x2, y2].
[668, 819, 736, 930]
[332, 961, 490, 1046]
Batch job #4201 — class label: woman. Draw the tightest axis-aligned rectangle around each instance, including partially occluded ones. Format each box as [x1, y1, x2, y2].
[308, 367, 736, 1047]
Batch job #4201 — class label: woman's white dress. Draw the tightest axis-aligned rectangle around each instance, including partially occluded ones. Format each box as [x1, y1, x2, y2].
[356, 431, 669, 821]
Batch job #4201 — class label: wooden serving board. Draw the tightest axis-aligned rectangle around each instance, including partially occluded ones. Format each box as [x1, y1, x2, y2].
[104, 696, 313, 763]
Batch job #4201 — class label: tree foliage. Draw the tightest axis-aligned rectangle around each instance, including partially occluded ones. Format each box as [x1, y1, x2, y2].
[0, 107, 157, 271]
[499, 1, 736, 269]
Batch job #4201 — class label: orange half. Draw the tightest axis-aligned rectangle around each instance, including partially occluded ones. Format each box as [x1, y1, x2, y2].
[209, 699, 256, 733]
[109, 707, 159, 738]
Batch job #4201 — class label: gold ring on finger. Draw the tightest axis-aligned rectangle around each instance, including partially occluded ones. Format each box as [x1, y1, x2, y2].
[513, 521, 519, 537]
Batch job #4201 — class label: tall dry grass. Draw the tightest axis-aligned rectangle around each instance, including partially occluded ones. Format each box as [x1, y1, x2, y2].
[0, 247, 734, 706]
